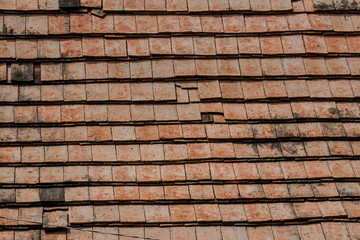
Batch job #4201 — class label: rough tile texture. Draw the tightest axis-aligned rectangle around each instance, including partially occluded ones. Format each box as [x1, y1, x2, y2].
[0, 0, 360, 239]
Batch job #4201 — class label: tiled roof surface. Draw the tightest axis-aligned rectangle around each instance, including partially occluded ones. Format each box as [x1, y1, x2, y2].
[1, 0, 360, 239]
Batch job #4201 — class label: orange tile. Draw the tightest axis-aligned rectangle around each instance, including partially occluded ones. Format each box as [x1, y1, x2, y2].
[68, 145, 92, 162]
[114, 186, 139, 200]
[44, 146, 68, 162]
[15, 106, 37, 123]
[257, 161, 284, 179]
[304, 160, 332, 179]
[19, 85, 40, 101]
[130, 61, 152, 79]
[261, 58, 284, 76]
[69, 206, 94, 223]
[169, 205, 196, 222]
[41, 127, 65, 142]
[63, 62, 86, 80]
[129, 38, 151, 57]
[244, 204, 272, 222]
[157, 15, 180, 32]
[268, 203, 296, 220]
[298, 224, 326, 240]
[112, 165, 136, 181]
[124, 0, 144, 10]
[196, 227, 222, 240]
[233, 143, 259, 159]
[103, 0, 123, 10]
[144, 205, 170, 222]
[185, 163, 211, 180]
[167, 0, 187, 11]
[222, 15, 246, 32]
[88, 126, 112, 141]
[139, 186, 164, 200]
[188, 0, 209, 11]
[293, 202, 321, 218]
[152, 59, 175, 78]
[268, 103, 293, 119]
[287, 13, 311, 30]
[260, 36, 283, 54]
[214, 185, 240, 199]
[252, 124, 276, 138]
[281, 35, 305, 53]
[136, 165, 161, 182]
[70, 13, 92, 33]
[187, 143, 211, 159]
[326, 57, 351, 75]
[15, 167, 39, 184]
[149, 37, 172, 54]
[164, 185, 189, 200]
[92, 14, 114, 33]
[140, 144, 164, 161]
[89, 186, 114, 200]
[211, 143, 235, 158]
[179, 15, 202, 32]
[263, 184, 290, 198]
[194, 204, 221, 221]
[105, 38, 127, 57]
[216, 37, 238, 54]
[275, 124, 301, 138]
[161, 165, 186, 181]
[289, 183, 314, 198]
[114, 15, 136, 33]
[64, 166, 89, 182]
[119, 205, 146, 222]
[84, 105, 107, 122]
[331, 14, 354, 32]
[92, 145, 116, 162]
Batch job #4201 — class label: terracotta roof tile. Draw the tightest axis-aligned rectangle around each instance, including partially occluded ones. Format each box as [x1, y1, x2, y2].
[169, 204, 196, 222]
[2, 1, 360, 238]
[289, 183, 314, 198]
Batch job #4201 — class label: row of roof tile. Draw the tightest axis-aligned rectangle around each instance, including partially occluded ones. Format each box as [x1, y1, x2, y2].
[2, 121, 360, 143]
[2, 79, 360, 103]
[1, 223, 360, 240]
[2, 57, 360, 83]
[1, 140, 359, 163]
[1, 13, 359, 36]
[2, 101, 359, 124]
[1, 201, 359, 225]
[2, 181, 360, 203]
[0, 0, 294, 12]
[2, 160, 360, 183]
[2, 35, 360, 60]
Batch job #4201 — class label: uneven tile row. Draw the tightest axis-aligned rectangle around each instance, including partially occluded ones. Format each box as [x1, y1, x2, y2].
[3, 159, 360, 184]
[4, 200, 360, 227]
[1, 223, 360, 240]
[2, 79, 360, 103]
[2, 121, 360, 144]
[3, 181, 360, 204]
[2, 57, 360, 83]
[2, 0, 360, 238]
[2, 34, 360, 60]
[0, 0, 296, 12]
[0, 201, 360, 226]
[11, 57, 359, 82]
[62, 201, 360, 224]
[2, 101, 360, 126]
[2, 58, 360, 83]
[1, 140, 360, 163]
[1, 12, 360, 36]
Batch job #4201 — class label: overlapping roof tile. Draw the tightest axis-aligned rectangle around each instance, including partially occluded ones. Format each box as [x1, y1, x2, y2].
[1, 0, 360, 239]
